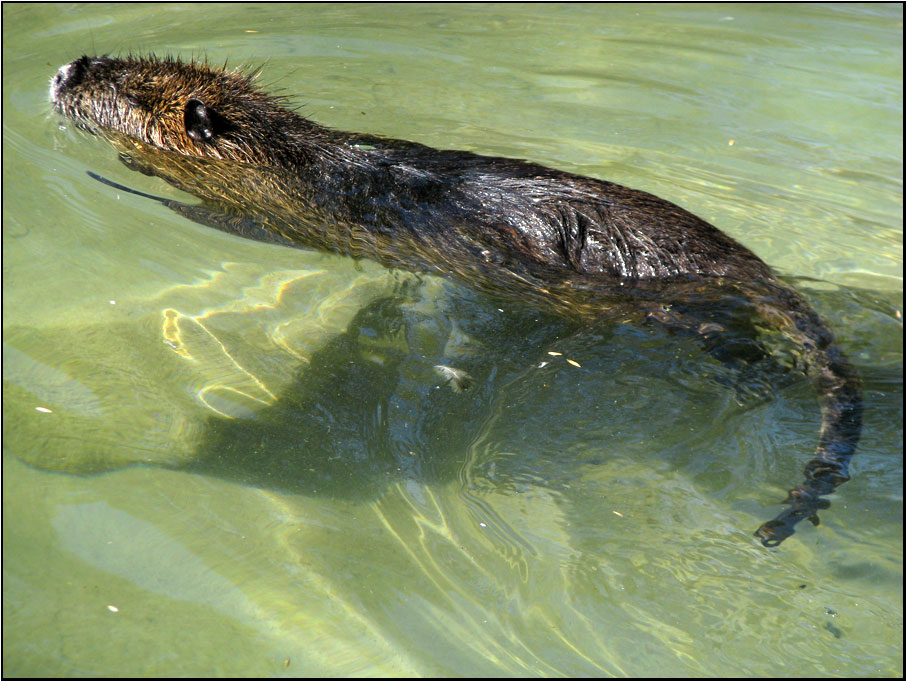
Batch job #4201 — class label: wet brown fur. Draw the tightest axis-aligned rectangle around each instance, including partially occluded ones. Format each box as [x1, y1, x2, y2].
[50, 55, 863, 546]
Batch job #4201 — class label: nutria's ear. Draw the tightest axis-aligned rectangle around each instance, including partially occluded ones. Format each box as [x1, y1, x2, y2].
[184, 98, 220, 143]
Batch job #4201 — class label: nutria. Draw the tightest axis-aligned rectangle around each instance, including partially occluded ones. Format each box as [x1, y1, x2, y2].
[49, 54, 862, 547]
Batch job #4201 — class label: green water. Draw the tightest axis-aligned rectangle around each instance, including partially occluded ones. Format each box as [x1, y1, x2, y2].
[3, 2, 902, 677]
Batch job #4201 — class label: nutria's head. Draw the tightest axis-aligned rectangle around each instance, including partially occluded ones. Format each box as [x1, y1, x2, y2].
[50, 55, 310, 166]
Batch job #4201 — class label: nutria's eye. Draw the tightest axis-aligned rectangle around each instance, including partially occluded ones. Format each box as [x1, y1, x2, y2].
[124, 93, 140, 107]
[184, 98, 220, 143]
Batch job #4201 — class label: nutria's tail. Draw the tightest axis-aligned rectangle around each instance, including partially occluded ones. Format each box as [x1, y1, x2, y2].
[752, 284, 862, 547]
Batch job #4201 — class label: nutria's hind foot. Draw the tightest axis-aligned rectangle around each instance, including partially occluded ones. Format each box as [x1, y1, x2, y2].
[754, 487, 832, 547]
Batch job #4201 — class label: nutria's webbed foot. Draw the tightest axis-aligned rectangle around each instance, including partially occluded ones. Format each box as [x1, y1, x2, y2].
[754, 486, 831, 547]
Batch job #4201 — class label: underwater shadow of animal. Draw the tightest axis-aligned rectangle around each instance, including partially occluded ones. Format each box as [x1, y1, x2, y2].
[179, 292, 585, 500]
[177, 281, 809, 510]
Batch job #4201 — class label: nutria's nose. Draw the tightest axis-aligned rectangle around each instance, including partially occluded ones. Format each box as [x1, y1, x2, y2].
[59, 56, 89, 86]
[51, 65, 70, 101]
[51, 56, 88, 102]
[50, 55, 113, 103]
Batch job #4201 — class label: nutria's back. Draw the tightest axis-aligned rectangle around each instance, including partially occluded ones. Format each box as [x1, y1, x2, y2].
[50, 55, 862, 547]
[50, 55, 776, 287]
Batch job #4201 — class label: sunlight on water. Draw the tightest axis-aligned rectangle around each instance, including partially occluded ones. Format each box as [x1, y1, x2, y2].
[3, 2, 902, 677]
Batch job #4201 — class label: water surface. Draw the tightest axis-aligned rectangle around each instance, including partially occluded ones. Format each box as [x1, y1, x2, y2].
[2, 3, 902, 677]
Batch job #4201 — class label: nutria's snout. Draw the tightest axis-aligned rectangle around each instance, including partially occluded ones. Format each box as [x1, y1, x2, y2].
[50, 64, 70, 106]
[50, 64, 69, 98]
[50, 55, 112, 108]
[51, 56, 87, 102]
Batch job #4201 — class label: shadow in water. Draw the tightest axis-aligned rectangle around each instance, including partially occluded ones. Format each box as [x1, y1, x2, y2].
[181, 288, 588, 500]
[179, 278, 843, 505]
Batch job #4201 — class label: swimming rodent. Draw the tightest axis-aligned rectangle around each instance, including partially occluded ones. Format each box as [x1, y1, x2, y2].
[49, 54, 862, 547]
